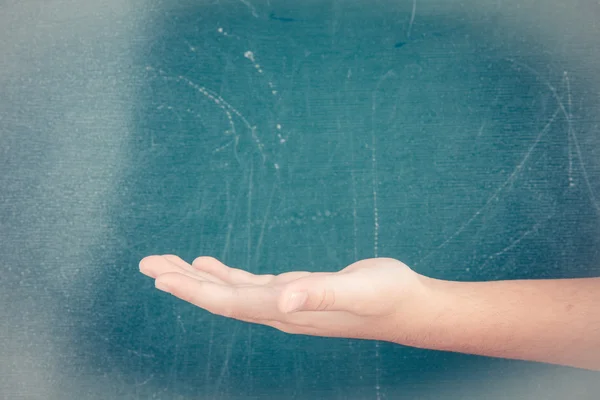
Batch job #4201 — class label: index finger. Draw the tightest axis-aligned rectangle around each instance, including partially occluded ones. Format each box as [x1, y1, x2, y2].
[155, 272, 282, 321]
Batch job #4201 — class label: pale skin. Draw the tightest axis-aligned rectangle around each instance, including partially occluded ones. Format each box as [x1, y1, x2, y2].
[139, 255, 600, 371]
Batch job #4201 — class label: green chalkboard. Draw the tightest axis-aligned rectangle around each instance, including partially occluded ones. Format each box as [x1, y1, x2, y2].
[1, 0, 600, 398]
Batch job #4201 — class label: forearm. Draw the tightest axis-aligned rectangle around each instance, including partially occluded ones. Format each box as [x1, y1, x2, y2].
[402, 276, 600, 370]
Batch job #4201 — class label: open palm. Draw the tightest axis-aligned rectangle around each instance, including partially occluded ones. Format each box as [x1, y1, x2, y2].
[140, 255, 427, 342]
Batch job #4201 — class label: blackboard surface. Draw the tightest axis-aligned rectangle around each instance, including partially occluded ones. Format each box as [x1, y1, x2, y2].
[2, 1, 600, 398]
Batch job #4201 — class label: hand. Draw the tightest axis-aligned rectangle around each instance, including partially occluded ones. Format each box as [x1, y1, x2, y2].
[140, 256, 600, 370]
[139, 255, 433, 343]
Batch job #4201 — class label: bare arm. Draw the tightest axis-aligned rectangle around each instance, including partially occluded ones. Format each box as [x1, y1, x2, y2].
[410, 276, 600, 370]
[140, 255, 600, 371]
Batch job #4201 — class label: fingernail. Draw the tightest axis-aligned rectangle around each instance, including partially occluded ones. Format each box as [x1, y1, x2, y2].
[155, 280, 171, 293]
[284, 291, 308, 313]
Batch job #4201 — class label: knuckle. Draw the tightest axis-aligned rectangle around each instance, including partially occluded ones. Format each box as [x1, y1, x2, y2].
[325, 289, 336, 311]
[316, 288, 336, 311]
[315, 289, 327, 311]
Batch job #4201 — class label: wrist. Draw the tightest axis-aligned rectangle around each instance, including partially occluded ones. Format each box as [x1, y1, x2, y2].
[381, 272, 600, 370]
[382, 274, 456, 348]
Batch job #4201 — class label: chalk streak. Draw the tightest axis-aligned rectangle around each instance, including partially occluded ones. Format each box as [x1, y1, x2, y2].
[246, 164, 254, 269]
[480, 214, 551, 269]
[416, 105, 561, 266]
[150, 68, 266, 162]
[239, 0, 258, 18]
[509, 61, 599, 213]
[254, 183, 277, 266]
[407, 0, 417, 39]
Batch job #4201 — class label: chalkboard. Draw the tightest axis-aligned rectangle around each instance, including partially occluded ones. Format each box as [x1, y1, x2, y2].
[2, 0, 600, 399]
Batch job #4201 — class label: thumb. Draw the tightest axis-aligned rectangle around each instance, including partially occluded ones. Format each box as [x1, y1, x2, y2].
[278, 272, 364, 314]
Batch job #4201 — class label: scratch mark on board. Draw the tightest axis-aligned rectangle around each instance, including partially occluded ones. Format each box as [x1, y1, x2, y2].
[146, 67, 266, 163]
[416, 105, 562, 266]
[244, 50, 279, 97]
[371, 125, 380, 259]
[343, 113, 359, 261]
[135, 374, 154, 387]
[222, 179, 242, 262]
[177, 74, 266, 162]
[126, 349, 155, 359]
[480, 213, 553, 269]
[508, 61, 599, 213]
[407, 0, 417, 39]
[213, 324, 239, 397]
[371, 70, 396, 258]
[183, 39, 197, 53]
[205, 320, 215, 385]
[222, 222, 234, 262]
[254, 183, 277, 266]
[239, 0, 259, 18]
[564, 71, 575, 188]
[477, 120, 487, 137]
[246, 164, 255, 395]
[246, 163, 254, 270]
[247, 324, 253, 389]
[568, 116, 600, 212]
[371, 70, 397, 400]
[176, 315, 187, 333]
[213, 139, 235, 154]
